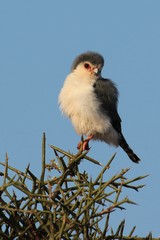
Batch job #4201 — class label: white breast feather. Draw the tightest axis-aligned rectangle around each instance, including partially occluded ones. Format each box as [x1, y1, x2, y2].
[59, 72, 119, 146]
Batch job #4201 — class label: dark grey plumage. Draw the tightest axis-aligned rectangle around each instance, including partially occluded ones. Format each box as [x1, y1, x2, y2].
[93, 78, 121, 133]
[71, 51, 104, 71]
[93, 77, 140, 163]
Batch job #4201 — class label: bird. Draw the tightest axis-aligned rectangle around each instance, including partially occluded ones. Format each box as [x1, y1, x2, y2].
[58, 51, 140, 163]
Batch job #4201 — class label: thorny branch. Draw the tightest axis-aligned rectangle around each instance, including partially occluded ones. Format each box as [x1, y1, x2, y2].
[0, 133, 156, 240]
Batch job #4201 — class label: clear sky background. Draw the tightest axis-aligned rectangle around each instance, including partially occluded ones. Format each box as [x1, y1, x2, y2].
[0, 0, 160, 237]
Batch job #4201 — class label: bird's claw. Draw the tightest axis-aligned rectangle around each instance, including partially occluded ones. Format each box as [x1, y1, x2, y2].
[77, 140, 90, 151]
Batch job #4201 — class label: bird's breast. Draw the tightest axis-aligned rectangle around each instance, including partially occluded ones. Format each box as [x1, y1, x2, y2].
[59, 74, 111, 136]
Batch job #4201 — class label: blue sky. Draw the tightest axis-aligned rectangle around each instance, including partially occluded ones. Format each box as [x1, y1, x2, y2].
[0, 0, 160, 237]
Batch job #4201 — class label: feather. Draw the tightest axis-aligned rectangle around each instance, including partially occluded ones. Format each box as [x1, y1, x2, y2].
[93, 77, 140, 163]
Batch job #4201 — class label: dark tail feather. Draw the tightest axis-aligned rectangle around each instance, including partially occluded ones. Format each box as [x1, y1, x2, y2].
[119, 134, 140, 163]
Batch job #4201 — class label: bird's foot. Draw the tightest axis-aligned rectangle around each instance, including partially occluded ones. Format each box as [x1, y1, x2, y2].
[77, 140, 90, 151]
[77, 135, 93, 151]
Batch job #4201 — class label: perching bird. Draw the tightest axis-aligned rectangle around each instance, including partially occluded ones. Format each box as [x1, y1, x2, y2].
[59, 51, 140, 163]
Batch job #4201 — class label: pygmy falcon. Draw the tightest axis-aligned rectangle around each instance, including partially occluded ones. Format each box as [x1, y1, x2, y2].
[59, 51, 140, 163]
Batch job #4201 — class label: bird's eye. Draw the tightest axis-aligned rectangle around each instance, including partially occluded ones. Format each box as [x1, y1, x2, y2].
[84, 63, 90, 69]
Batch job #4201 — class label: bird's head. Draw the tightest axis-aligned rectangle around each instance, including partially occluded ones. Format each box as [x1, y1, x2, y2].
[71, 51, 104, 78]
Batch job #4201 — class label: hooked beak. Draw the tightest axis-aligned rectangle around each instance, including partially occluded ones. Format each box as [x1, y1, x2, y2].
[93, 68, 98, 74]
[92, 67, 99, 75]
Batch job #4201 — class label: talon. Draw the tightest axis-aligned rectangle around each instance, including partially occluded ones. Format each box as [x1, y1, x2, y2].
[82, 140, 90, 151]
[77, 135, 93, 151]
[77, 141, 83, 150]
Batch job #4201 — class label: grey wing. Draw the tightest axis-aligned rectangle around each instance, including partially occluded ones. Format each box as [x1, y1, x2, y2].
[93, 78, 122, 134]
